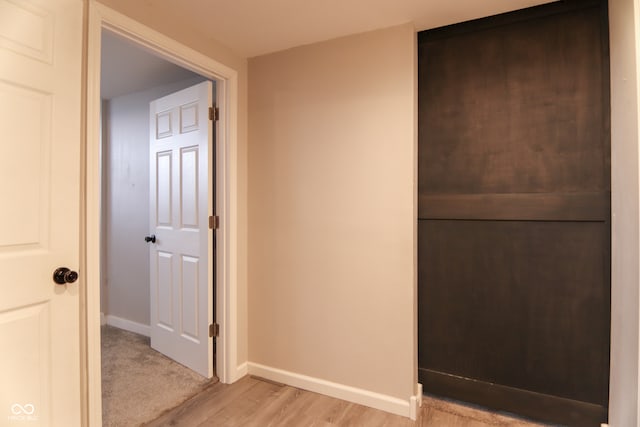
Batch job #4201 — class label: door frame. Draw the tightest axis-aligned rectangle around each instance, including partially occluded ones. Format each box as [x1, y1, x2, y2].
[84, 2, 241, 424]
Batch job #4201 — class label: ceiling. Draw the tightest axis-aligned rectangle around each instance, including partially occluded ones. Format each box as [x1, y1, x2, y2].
[101, 32, 199, 99]
[100, 0, 557, 99]
[136, 0, 557, 58]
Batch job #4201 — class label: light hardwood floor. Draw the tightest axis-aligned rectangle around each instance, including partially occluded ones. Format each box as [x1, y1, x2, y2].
[145, 376, 549, 426]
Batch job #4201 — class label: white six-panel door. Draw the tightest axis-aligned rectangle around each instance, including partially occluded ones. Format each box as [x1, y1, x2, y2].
[0, 0, 83, 425]
[149, 81, 213, 378]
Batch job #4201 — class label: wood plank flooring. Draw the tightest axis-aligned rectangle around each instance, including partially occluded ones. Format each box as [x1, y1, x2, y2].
[145, 376, 549, 426]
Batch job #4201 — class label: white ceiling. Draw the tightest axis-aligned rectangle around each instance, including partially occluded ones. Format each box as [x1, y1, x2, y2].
[101, 32, 199, 99]
[139, 0, 557, 58]
[100, 0, 557, 99]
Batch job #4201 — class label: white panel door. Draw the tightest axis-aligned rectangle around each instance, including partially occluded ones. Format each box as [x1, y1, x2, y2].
[149, 82, 213, 378]
[0, 0, 83, 425]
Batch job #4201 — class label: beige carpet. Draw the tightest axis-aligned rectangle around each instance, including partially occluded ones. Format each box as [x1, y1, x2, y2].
[101, 325, 216, 426]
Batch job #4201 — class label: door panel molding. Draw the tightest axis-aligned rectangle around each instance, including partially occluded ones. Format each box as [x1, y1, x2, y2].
[149, 81, 213, 377]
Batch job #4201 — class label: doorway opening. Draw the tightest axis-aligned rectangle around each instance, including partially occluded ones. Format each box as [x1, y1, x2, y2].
[86, 3, 242, 425]
[99, 30, 218, 425]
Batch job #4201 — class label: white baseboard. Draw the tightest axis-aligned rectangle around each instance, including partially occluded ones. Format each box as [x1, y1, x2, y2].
[105, 314, 150, 337]
[409, 383, 422, 420]
[236, 362, 248, 380]
[409, 395, 419, 420]
[247, 362, 417, 419]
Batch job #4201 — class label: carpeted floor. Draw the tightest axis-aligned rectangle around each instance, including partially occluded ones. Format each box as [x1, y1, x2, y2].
[101, 325, 216, 426]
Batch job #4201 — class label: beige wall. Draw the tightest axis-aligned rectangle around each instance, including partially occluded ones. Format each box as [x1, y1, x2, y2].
[609, 0, 640, 425]
[96, 0, 250, 365]
[248, 24, 417, 400]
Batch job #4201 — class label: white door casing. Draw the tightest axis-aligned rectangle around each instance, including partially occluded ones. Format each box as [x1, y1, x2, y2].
[87, 4, 241, 423]
[0, 0, 83, 425]
[149, 81, 213, 378]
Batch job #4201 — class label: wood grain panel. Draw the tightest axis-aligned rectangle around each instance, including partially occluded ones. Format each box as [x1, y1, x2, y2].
[418, 3, 608, 196]
[419, 369, 607, 426]
[417, 1, 610, 424]
[418, 220, 609, 404]
[419, 193, 608, 221]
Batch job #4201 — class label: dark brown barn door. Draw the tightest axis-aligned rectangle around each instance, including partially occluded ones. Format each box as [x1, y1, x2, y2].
[417, 1, 610, 425]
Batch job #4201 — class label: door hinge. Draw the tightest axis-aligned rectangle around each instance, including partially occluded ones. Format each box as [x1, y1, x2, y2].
[209, 323, 219, 338]
[209, 106, 219, 121]
[209, 215, 219, 230]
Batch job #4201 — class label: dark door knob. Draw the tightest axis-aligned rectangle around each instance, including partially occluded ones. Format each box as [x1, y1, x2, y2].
[53, 267, 78, 285]
[145, 235, 156, 243]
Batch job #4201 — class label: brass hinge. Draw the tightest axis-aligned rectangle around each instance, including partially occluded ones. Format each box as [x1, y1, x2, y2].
[209, 215, 219, 230]
[208, 106, 219, 121]
[209, 323, 219, 338]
